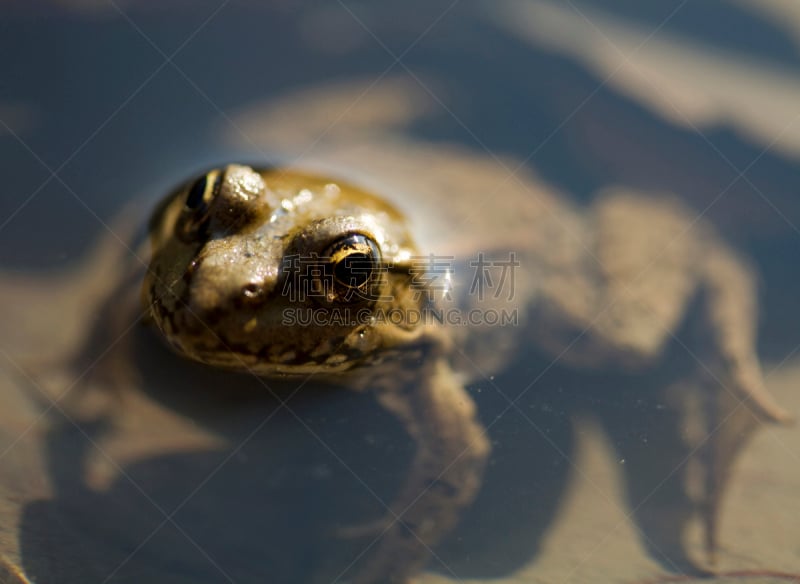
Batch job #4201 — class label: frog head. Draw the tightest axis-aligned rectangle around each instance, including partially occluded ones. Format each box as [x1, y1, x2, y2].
[143, 164, 433, 376]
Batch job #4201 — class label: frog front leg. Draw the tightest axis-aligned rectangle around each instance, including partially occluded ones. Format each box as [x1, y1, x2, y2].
[344, 354, 490, 584]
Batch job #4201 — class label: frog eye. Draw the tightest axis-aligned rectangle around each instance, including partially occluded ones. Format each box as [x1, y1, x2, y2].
[185, 175, 208, 210]
[184, 170, 221, 214]
[177, 170, 222, 241]
[323, 234, 382, 303]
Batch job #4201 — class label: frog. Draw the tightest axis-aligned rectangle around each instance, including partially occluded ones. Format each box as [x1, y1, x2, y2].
[140, 152, 791, 584]
[142, 164, 492, 583]
[0, 78, 793, 584]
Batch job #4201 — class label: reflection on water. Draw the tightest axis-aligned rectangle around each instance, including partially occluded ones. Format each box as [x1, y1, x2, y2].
[15, 337, 704, 582]
[1, 1, 799, 583]
[22, 335, 416, 583]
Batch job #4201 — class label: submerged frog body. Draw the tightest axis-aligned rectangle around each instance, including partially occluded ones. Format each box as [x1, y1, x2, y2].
[138, 159, 789, 583]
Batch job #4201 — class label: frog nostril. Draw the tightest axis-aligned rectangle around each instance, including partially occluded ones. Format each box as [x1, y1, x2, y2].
[241, 283, 264, 303]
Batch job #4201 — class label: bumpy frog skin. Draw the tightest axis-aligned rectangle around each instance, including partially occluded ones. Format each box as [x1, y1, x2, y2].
[140, 161, 792, 584]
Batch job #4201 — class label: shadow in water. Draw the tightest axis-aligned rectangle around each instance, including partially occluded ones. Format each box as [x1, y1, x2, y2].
[17, 323, 708, 582]
[20, 326, 417, 584]
[434, 347, 703, 579]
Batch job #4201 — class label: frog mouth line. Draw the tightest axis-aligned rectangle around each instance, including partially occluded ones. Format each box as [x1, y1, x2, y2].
[188, 346, 361, 377]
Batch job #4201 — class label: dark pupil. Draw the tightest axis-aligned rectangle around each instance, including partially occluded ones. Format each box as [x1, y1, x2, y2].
[334, 252, 372, 288]
[185, 176, 207, 210]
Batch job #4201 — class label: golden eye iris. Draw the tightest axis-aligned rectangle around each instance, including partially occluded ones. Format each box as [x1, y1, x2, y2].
[324, 234, 382, 303]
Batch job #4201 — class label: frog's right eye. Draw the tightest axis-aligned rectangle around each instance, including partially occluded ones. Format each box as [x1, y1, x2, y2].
[185, 175, 208, 210]
[184, 170, 221, 214]
[177, 170, 221, 241]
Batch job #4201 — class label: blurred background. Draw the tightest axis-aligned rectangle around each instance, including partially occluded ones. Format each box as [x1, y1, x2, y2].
[1, 1, 799, 582]
[3, 0, 800, 352]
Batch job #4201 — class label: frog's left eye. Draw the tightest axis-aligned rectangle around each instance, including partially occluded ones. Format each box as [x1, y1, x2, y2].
[323, 234, 382, 303]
